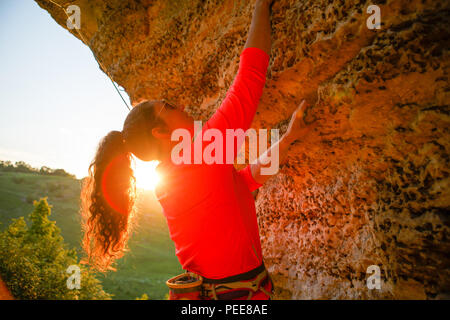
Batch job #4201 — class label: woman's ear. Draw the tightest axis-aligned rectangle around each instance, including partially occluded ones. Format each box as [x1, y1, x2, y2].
[151, 126, 171, 140]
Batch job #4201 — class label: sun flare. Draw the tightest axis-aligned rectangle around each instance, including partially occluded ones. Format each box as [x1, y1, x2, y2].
[132, 158, 161, 191]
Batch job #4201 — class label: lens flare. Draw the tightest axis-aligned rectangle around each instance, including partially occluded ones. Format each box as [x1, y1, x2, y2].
[132, 158, 161, 191]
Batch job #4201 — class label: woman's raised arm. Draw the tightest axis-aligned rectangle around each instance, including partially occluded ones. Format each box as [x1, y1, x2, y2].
[200, 0, 273, 164]
[244, 0, 273, 56]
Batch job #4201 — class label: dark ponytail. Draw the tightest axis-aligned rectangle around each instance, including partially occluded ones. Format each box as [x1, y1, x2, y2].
[80, 130, 136, 271]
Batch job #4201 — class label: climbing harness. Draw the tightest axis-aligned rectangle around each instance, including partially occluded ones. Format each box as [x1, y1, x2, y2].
[166, 272, 204, 300]
[166, 263, 274, 300]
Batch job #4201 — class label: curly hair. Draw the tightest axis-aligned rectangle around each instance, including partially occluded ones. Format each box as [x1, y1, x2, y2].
[80, 100, 165, 271]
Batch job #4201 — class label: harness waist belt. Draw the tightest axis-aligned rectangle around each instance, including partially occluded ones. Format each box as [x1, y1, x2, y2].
[201, 263, 266, 284]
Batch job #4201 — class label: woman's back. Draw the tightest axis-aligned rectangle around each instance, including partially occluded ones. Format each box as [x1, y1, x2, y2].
[155, 160, 263, 279]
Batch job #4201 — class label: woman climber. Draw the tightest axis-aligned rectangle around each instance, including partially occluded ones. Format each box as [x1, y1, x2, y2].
[80, 0, 315, 300]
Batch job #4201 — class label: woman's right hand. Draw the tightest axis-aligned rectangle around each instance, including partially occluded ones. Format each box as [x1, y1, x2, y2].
[257, 0, 275, 7]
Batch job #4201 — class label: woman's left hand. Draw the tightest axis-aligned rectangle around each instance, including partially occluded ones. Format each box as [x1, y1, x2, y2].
[284, 100, 317, 143]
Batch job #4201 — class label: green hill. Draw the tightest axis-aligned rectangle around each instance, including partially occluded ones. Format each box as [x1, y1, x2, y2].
[0, 170, 182, 299]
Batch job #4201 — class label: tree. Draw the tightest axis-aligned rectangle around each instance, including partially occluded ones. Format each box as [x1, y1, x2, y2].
[0, 160, 13, 170]
[39, 166, 52, 175]
[52, 168, 75, 179]
[14, 161, 33, 173]
[0, 198, 111, 299]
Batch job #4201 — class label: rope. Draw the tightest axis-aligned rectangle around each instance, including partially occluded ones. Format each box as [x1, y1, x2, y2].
[45, 0, 131, 111]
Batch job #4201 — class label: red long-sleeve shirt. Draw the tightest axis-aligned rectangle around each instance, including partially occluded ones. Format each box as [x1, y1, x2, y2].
[155, 47, 270, 279]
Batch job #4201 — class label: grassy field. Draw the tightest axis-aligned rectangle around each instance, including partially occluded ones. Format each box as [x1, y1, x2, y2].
[0, 170, 182, 300]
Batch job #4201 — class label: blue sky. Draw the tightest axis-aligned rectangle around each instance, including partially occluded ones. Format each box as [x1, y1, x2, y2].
[0, 0, 131, 178]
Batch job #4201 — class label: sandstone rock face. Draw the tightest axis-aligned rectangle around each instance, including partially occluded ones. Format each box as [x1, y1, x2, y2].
[0, 276, 14, 300]
[36, 0, 449, 299]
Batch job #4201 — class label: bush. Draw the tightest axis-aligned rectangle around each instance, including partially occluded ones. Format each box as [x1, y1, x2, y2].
[53, 190, 65, 199]
[0, 198, 111, 300]
[47, 182, 59, 193]
[136, 293, 149, 300]
[12, 177, 25, 184]
[25, 194, 34, 204]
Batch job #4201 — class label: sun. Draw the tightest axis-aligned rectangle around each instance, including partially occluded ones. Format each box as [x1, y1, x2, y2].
[132, 158, 161, 191]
